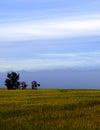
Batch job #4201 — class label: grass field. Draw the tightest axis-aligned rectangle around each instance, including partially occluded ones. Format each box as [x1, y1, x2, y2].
[0, 89, 100, 130]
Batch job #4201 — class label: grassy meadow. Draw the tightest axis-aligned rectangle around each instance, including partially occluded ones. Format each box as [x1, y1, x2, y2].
[0, 89, 100, 130]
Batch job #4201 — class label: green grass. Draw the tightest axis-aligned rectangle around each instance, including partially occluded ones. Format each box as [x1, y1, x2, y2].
[0, 89, 100, 130]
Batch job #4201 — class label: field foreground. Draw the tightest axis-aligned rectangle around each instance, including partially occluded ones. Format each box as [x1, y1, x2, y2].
[0, 89, 100, 130]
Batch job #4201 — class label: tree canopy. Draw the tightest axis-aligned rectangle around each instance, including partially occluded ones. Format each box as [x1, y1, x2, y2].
[5, 72, 20, 89]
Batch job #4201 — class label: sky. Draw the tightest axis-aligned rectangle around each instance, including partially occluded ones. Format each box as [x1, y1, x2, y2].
[0, 0, 100, 72]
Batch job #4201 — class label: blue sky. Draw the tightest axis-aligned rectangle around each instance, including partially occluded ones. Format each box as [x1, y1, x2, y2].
[0, 0, 100, 72]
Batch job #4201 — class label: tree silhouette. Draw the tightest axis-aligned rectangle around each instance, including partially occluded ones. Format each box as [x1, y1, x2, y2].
[5, 72, 20, 89]
[20, 81, 27, 89]
[31, 80, 40, 89]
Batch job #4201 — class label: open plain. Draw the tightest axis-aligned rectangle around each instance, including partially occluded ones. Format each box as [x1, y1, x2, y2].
[0, 89, 100, 130]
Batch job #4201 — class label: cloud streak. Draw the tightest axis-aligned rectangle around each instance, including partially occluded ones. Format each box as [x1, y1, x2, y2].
[0, 0, 100, 72]
[0, 51, 100, 72]
[0, 14, 100, 42]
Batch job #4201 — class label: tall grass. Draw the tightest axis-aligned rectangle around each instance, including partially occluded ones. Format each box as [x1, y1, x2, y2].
[0, 89, 100, 130]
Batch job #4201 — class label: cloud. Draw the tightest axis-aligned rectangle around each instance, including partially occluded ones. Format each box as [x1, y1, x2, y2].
[0, 51, 100, 72]
[42, 53, 78, 57]
[0, 14, 100, 42]
[0, 13, 100, 72]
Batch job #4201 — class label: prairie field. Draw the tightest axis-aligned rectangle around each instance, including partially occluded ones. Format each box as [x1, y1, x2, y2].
[0, 89, 100, 130]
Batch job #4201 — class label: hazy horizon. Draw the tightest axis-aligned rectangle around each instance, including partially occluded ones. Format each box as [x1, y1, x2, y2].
[0, 68, 100, 89]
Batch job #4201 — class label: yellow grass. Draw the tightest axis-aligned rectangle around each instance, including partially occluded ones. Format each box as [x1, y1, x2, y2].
[0, 89, 100, 130]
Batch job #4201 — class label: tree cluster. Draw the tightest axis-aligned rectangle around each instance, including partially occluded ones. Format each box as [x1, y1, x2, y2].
[5, 72, 40, 90]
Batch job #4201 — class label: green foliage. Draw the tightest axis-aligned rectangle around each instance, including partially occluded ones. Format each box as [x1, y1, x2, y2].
[0, 89, 100, 130]
[5, 72, 20, 89]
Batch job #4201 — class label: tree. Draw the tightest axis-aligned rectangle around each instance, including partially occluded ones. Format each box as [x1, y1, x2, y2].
[31, 80, 40, 89]
[20, 81, 27, 89]
[5, 72, 20, 90]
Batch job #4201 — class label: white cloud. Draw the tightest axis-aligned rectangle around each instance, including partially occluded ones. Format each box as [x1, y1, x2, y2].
[0, 14, 100, 42]
[42, 53, 78, 57]
[0, 51, 100, 72]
